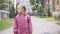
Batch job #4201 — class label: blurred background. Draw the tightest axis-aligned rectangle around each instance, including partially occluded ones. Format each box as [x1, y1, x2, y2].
[0, 0, 60, 34]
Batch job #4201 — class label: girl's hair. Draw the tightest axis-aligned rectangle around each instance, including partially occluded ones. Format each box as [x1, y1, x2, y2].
[17, 3, 26, 11]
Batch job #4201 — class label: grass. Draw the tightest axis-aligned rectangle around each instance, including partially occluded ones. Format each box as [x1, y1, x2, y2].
[0, 18, 14, 30]
[36, 16, 55, 21]
[46, 17, 55, 21]
[35, 16, 47, 18]
[56, 21, 60, 25]
[35, 16, 40, 18]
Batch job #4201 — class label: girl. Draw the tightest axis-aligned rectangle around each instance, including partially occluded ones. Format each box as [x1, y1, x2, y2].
[13, 3, 32, 34]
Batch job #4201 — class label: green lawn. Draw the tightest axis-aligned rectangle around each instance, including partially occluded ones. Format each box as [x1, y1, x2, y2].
[36, 16, 55, 20]
[56, 21, 60, 25]
[35, 16, 40, 18]
[0, 18, 14, 30]
[46, 17, 55, 21]
[36, 15, 50, 18]
[46, 17, 60, 25]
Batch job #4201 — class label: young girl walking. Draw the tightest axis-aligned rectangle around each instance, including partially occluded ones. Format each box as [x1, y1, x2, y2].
[13, 3, 32, 34]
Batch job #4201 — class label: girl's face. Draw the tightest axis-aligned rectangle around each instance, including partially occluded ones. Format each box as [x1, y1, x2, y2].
[18, 5, 25, 14]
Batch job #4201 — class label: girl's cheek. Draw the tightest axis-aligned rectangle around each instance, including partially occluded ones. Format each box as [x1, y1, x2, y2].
[21, 8, 25, 12]
[18, 10, 22, 13]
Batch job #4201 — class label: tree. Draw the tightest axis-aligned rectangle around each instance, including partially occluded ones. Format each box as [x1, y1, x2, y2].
[30, 0, 44, 16]
[9, 4, 15, 18]
[30, 0, 35, 5]
[47, 0, 52, 17]
[0, 0, 9, 10]
[9, 2, 19, 18]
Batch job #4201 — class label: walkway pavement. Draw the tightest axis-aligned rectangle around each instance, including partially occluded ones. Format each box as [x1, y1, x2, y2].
[32, 16, 60, 34]
[0, 27, 13, 34]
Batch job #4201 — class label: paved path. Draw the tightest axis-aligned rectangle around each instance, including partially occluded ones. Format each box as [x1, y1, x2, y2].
[0, 27, 13, 34]
[0, 16, 60, 34]
[32, 16, 60, 34]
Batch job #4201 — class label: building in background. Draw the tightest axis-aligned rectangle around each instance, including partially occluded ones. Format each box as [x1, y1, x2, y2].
[49, 0, 57, 12]
[44, 0, 49, 15]
[49, 0, 60, 12]
[44, 0, 60, 12]
[0, 10, 9, 18]
[57, 0, 60, 11]
[44, 0, 49, 10]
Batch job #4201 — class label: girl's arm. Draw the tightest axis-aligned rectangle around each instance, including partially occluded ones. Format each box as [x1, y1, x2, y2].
[13, 17, 18, 34]
[28, 16, 32, 34]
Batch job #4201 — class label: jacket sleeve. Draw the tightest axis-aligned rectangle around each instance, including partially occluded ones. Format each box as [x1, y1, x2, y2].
[28, 16, 32, 34]
[13, 17, 18, 34]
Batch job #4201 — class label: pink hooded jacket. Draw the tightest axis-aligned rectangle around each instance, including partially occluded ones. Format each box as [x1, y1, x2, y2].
[13, 13, 32, 34]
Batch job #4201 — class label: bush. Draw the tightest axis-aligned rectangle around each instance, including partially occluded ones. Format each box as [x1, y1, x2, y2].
[52, 11, 60, 20]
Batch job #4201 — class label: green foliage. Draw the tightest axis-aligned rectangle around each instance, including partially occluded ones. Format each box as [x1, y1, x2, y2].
[32, 7, 36, 11]
[9, 3, 19, 18]
[9, 4, 16, 18]
[52, 11, 60, 21]
[0, 0, 9, 9]
[30, 0, 52, 17]
[30, 0, 35, 5]
[47, 8, 52, 17]
[30, 0, 44, 16]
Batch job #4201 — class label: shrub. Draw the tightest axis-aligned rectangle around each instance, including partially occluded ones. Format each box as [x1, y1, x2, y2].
[56, 21, 60, 25]
[52, 11, 60, 21]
